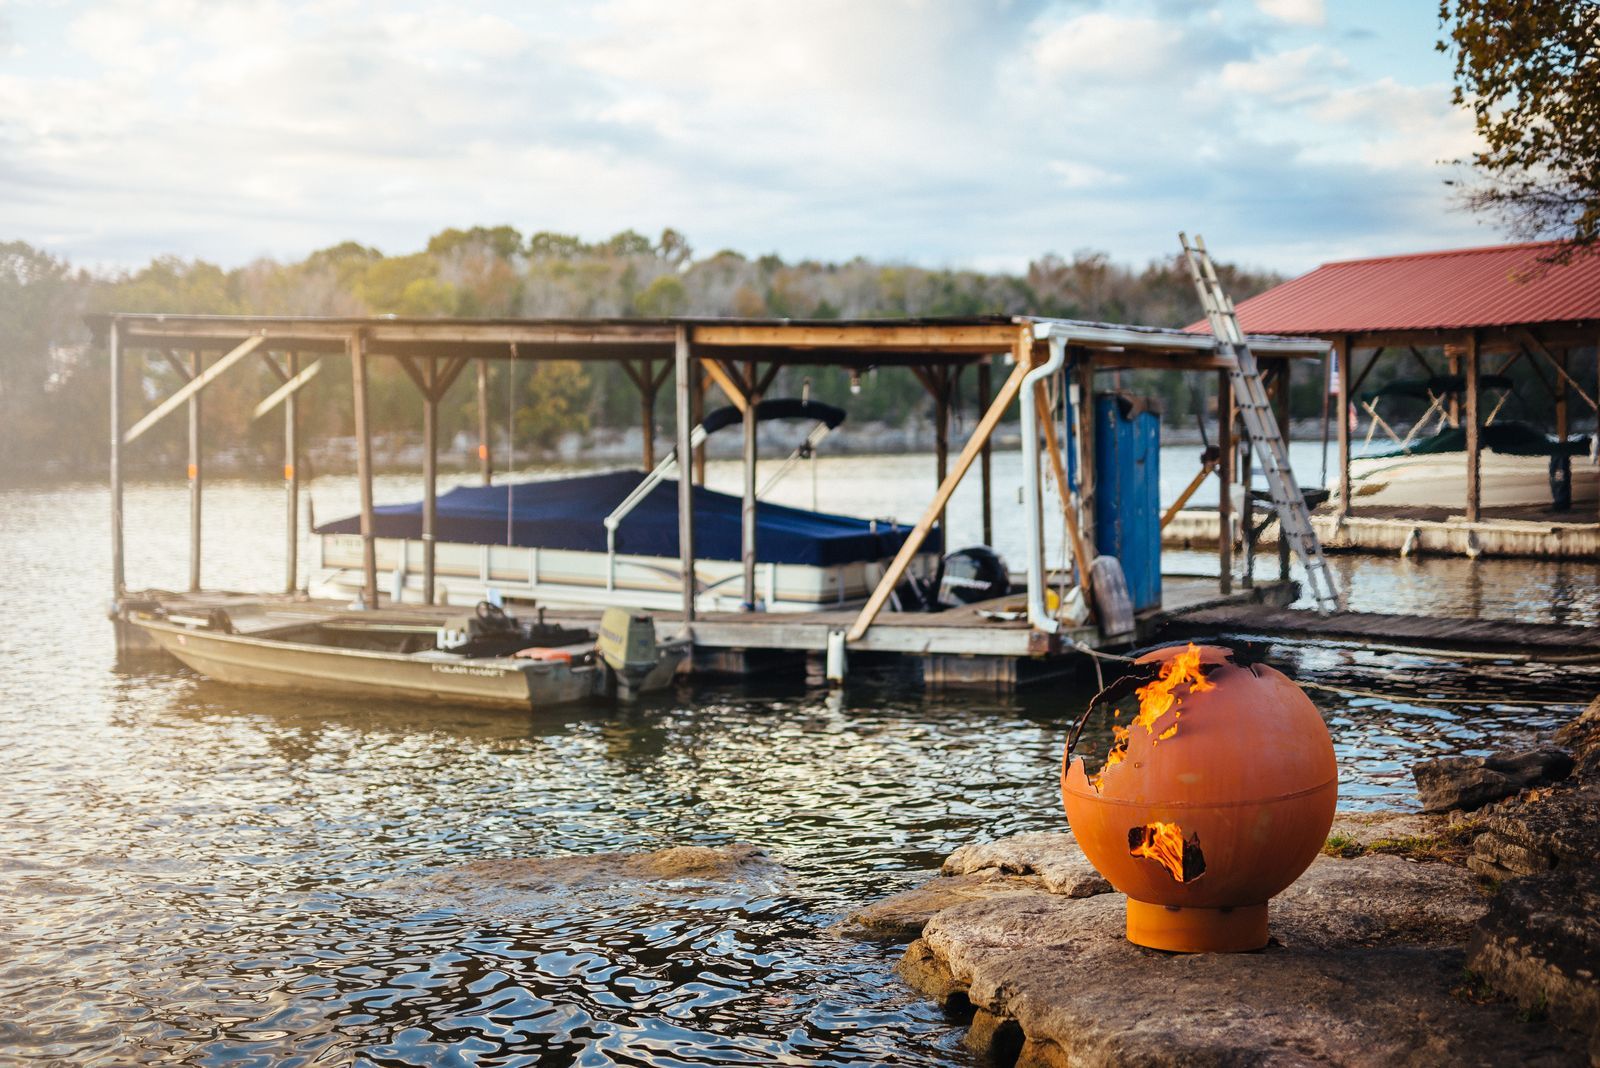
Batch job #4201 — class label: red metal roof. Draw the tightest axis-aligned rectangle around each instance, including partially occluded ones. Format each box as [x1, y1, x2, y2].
[1189, 241, 1600, 336]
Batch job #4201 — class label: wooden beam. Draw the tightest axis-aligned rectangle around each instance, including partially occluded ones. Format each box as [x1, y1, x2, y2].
[675, 327, 696, 623]
[934, 367, 951, 534]
[754, 361, 781, 398]
[423, 358, 439, 605]
[252, 358, 323, 420]
[1162, 460, 1219, 529]
[187, 349, 202, 593]
[477, 359, 492, 485]
[1036, 388, 1095, 601]
[284, 351, 299, 594]
[261, 352, 291, 385]
[693, 322, 1020, 352]
[351, 331, 379, 607]
[1335, 337, 1351, 517]
[394, 354, 429, 395]
[638, 358, 657, 470]
[699, 357, 749, 412]
[1465, 331, 1481, 523]
[1556, 348, 1569, 450]
[433, 355, 470, 400]
[158, 349, 193, 383]
[110, 321, 124, 598]
[122, 335, 265, 444]
[1348, 346, 1386, 397]
[846, 344, 1034, 643]
[1520, 329, 1599, 412]
[1086, 351, 1237, 373]
[977, 361, 993, 546]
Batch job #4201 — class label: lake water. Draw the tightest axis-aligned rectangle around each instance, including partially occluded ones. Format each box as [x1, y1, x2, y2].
[3, 451, 1596, 1065]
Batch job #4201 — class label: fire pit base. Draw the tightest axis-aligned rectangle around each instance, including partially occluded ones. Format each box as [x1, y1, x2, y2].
[1127, 899, 1267, 952]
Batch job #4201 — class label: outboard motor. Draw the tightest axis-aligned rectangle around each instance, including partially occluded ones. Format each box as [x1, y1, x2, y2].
[934, 546, 1011, 609]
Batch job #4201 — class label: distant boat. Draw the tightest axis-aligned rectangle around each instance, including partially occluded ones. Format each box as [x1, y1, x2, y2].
[1346, 374, 1594, 512]
[129, 602, 687, 710]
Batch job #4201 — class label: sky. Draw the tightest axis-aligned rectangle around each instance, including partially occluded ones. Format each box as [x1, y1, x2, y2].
[0, 0, 1495, 275]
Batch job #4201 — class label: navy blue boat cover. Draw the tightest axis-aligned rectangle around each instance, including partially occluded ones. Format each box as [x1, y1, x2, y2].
[314, 470, 939, 566]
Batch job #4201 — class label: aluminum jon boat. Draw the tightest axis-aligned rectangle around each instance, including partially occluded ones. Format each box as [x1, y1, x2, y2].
[129, 602, 687, 710]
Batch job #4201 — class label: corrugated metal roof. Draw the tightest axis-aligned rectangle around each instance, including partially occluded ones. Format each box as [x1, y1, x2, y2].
[1188, 241, 1600, 336]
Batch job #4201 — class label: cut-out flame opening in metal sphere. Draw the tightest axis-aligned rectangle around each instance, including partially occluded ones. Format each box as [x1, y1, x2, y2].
[1062, 643, 1337, 952]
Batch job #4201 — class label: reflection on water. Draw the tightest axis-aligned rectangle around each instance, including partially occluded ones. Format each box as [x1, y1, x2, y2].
[1, 471, 1595, 1064]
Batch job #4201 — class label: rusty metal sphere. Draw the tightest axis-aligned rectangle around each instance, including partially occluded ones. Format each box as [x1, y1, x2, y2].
[1062, 643, 1337, 952]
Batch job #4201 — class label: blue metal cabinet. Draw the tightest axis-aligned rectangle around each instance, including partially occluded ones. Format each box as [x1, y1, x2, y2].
[1092, 393, 1162, 613]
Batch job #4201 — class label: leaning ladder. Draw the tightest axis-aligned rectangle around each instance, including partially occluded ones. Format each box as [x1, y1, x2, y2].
[1180, 232, 1342, 613]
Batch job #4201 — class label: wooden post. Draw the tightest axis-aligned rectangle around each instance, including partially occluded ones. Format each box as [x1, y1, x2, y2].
[187, 349, 203, 593]
[977, 360, 993, 546]
[1273, 360, 1291, 583]
[1217, 369, 1233, 595]
[1447, 345, 1462, 427]
[640, 359, 657, 470]
[846, 350, 1034, 643]
[1465, 331, 1482, 522]
[285, 351, 299, 594]
[476, 358, 492, 485]
[675, 326, 696, 622]
[742, 361, 760, 607]
[422, 357, 439, 606]
[1336, 335, 1352, 517]
[1557, 348, 1569, 449]
[110, 320, 125, 599]
[934, 366, 950, 537]
[350, 331, 378, 608]
[691, 363, 706, 485]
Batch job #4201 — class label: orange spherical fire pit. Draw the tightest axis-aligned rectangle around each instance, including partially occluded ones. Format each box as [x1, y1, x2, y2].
[1062, 643, 1337, 952]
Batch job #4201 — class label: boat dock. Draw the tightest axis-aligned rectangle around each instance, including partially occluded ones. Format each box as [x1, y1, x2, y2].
[116, 574, 1296, 692]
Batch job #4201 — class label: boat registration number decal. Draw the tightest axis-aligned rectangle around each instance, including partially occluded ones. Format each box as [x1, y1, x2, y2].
[431, 664, 506, 679]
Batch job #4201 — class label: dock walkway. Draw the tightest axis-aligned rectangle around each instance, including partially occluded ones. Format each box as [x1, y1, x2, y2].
[1160, 603, 1600, 656]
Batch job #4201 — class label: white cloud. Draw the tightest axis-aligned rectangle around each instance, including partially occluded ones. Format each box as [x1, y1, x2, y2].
[0, 0, 1492, 275]
[1254, 0, 1324, 27]
[1221, 45, 1346, 99]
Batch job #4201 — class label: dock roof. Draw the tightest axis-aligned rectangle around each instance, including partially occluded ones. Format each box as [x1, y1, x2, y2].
[1190, 242, 1600, 342]
[88, 312, 1329, 367]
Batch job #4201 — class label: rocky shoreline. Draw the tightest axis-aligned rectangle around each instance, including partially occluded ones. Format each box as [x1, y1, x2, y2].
[844, 700, 1600, 1067]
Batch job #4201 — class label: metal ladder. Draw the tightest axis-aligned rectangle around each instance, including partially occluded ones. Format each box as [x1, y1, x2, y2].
[1180, 233, 1342, 613]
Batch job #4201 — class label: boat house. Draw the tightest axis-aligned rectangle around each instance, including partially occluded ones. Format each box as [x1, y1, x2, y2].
[1195, 241, 1600, 558]
[95, 312, 1329, 688]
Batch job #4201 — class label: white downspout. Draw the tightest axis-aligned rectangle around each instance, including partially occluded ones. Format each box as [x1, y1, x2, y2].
[1021, 328, 1067, 634]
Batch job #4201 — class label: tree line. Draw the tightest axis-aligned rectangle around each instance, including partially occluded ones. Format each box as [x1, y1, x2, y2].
[0, 228, 1294, 482]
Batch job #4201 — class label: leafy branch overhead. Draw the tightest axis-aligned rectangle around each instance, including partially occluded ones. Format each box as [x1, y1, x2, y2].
[1439, 1, 1600, 259]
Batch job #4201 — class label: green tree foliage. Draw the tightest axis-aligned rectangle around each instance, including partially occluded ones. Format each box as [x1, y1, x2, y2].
[516, 361, 592, 448]
[0, 227, 1296, 481]
[1439, 1, 1600, 257]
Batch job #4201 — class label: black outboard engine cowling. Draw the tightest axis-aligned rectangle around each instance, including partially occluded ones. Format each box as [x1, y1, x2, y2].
[934, 546, 1011, 609]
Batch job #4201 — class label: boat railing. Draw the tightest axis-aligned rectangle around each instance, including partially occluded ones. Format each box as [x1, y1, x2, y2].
[601, 399, 846, 592]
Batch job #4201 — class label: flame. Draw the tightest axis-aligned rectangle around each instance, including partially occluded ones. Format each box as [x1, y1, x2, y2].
[1130, 820, 1194, 882]
[1091, 644, 1214, 790]
[1132, 643, 1214, 737]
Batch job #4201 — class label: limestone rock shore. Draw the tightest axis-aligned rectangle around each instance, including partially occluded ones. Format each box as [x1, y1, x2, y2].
[856, 825, 1589, 1066]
